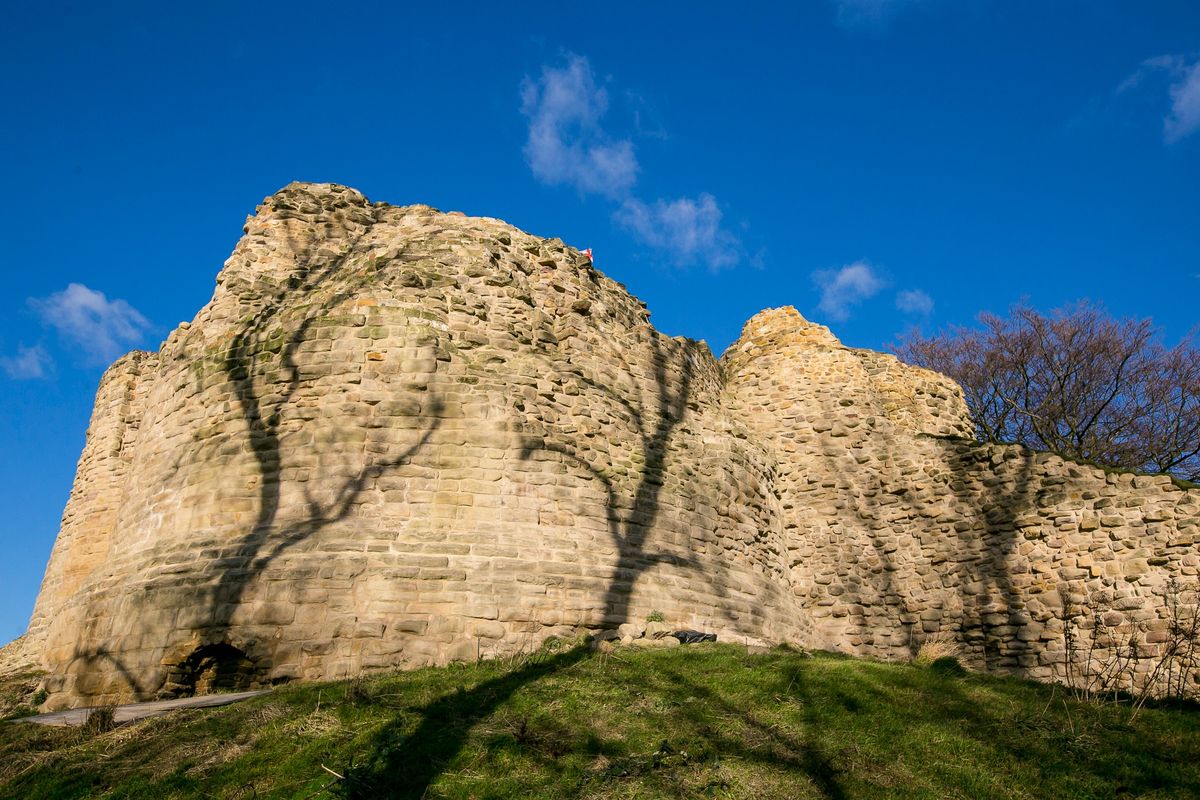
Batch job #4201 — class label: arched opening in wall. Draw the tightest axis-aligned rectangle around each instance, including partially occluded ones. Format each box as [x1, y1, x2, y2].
[166, 643, 260, 698]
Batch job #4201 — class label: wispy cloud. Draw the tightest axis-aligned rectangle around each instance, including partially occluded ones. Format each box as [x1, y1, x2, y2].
[521, 53, 743, 267]
[31, 283, 151, 363]
[1119, 54, 1200, 143]
[614, 194, 739, 271]
[814, 262, 885, 321]
[1117, 55, 1177, 93]
[896, 288, 934, 315]
[1, 344, 51, 380]
[520, 54, 638, 198]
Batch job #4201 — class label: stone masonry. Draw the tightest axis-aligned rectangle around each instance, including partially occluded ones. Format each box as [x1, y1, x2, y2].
[8, 183, 1198, 709]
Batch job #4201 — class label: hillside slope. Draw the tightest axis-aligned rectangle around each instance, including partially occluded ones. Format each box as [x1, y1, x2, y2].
[3, 644, 1198, 799]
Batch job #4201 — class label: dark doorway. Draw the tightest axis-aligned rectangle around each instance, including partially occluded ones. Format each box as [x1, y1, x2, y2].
[167, 643, 259, 697]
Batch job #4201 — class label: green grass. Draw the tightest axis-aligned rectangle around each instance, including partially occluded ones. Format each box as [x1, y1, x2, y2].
[2, 643, 1197, 799]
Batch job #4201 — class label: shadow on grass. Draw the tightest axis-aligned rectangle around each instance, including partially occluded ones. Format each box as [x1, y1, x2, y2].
[654, 660, 848, 800]
[337, 646, 591, 798]
[826, 657, 1200, 798]
[338, 646, 1200, 799]
[335, 647, 856, 800]
[5, 648, 1200, 799]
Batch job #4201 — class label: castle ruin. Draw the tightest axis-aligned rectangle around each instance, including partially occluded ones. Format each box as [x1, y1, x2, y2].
[7, 183, 1197, 709]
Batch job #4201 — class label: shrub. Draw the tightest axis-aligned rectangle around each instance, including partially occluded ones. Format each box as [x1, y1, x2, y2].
[1059, 578, 1200, 713]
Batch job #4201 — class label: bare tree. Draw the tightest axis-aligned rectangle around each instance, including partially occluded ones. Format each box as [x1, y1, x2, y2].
[896, 302, 1200, 482]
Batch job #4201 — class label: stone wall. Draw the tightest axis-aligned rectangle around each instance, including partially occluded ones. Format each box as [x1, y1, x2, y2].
[723, 307, 1200, 691]
[12, 183, 1198, 709]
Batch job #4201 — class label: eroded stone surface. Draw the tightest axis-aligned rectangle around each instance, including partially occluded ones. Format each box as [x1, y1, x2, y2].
[10, 182, 1198, 709]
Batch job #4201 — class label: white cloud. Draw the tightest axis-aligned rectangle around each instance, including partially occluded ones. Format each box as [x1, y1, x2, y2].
[1, 344, 51, 380]
[520, 54, 638, 197]
[1119, 54, 1200, 143]
[814, 262, 885, 321]
[896, 288, 934, 315]
[1165, 59, 1200, 143]
[31, 283, 151, 363]
[614, 194, 740, 270]
[521, 53, 745, 268]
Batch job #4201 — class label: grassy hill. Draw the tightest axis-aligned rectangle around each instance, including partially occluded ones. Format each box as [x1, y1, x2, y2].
[2, 642, 1197, 799]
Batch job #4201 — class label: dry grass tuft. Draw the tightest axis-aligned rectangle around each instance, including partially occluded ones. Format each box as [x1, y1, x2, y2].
[284, 709, 341, 737]
[79, 706, 117, 737]
[185, 741, 252, 777]
[0, 669, 46, 720]
[100, 717, 156, 747]
[914, 632, 961, 666]
[246, 703, 287, 727]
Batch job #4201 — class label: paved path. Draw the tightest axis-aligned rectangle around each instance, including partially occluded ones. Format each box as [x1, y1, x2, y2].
[18, 689, 272, 727]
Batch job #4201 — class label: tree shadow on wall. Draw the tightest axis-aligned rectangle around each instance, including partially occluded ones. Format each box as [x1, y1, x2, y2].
[800, 421, 906, 654]
[336, 327, 765, 798]
[60, 640, 151, 702]
[519, 333, 711, 628]
[853, 433, 1040, 671]
[199, 205, 448, 678]
[770, 358, 1040, 677]
[68, 196, 445, 699]
[808, 414, 1040, 672]
[937, 441, 1040, 673]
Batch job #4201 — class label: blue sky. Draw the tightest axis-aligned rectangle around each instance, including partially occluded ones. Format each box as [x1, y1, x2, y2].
[1, 1, 1197, 644]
